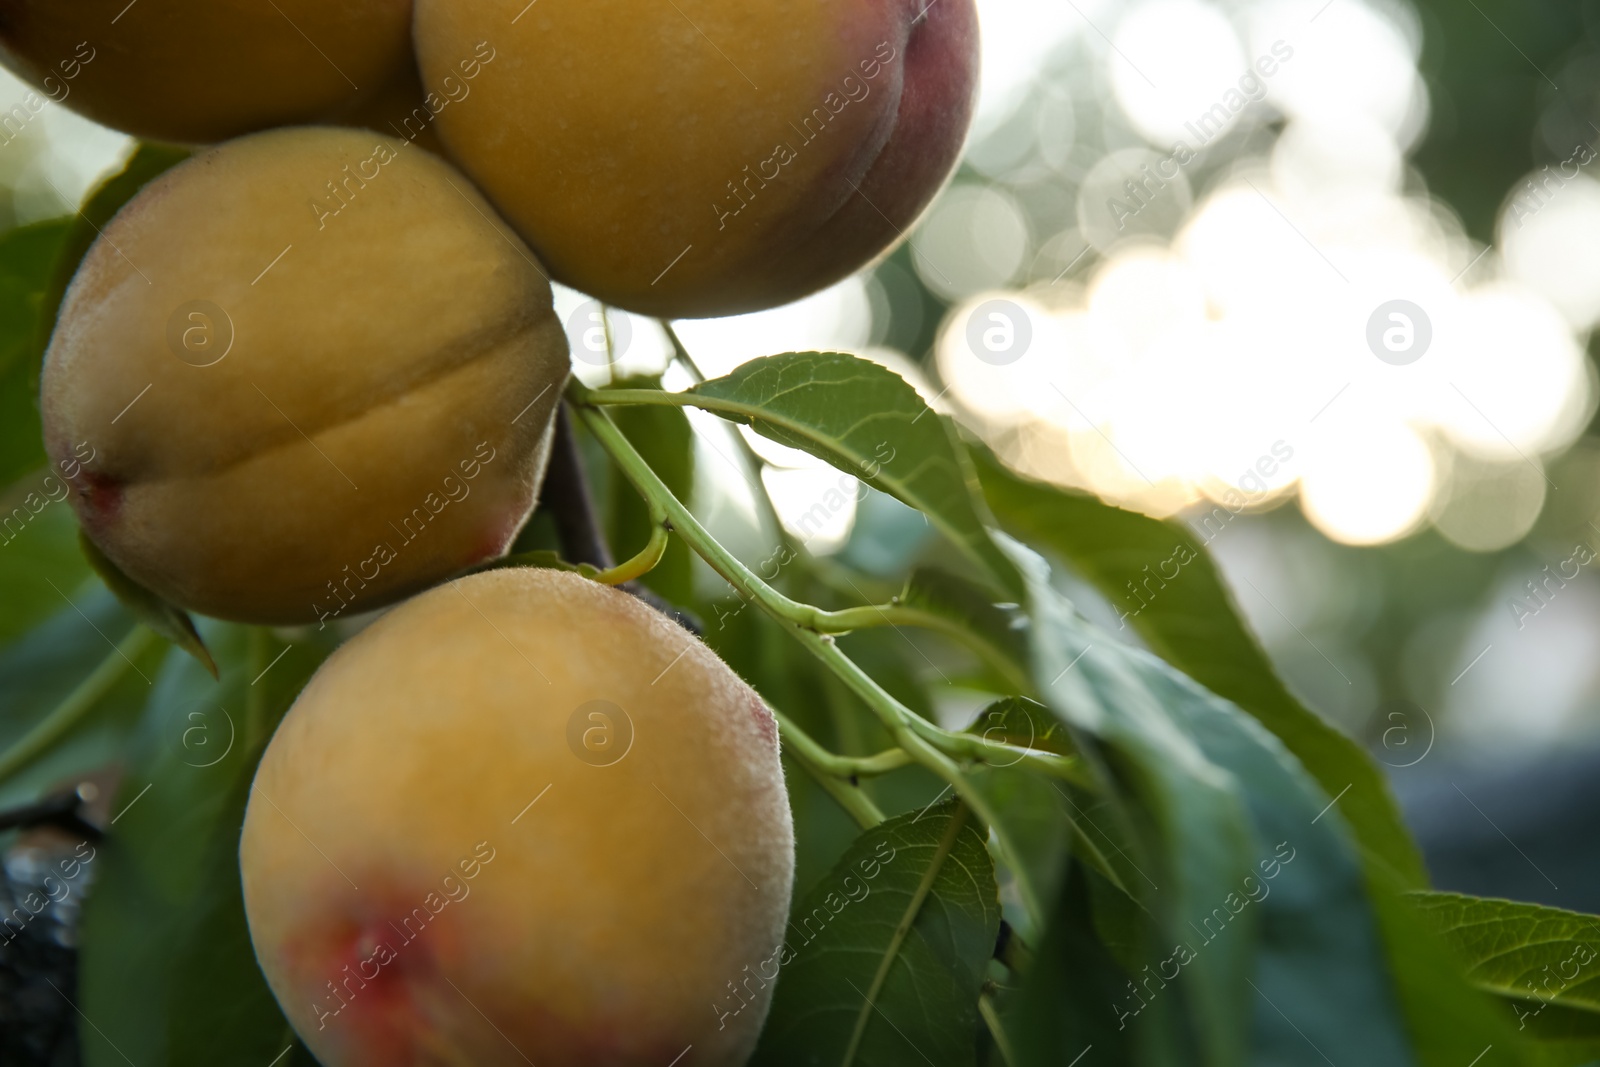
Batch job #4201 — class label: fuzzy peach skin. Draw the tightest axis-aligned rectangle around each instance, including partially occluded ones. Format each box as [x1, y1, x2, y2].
[413, 0, 979, 318]
[39, 127, 569, 625]
[0, 0, 413, 144]
[240, 568, 795, 1066]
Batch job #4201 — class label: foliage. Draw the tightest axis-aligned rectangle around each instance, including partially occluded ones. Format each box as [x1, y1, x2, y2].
[80, 625, 332, 1067]
[3, 148, 1599, 1067]
[753, 802, 1000, 1066]
[1412, 891, 1600, 1064]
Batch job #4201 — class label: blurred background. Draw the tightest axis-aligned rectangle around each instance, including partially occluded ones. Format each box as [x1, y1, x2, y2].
[7, 0, 1600, 907]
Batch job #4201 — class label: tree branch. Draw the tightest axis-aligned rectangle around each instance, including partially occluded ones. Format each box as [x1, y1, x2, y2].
[540, 402, 614, 570]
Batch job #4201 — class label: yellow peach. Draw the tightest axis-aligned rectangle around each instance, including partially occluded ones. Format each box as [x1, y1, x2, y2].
[40, 126, 568, 625]
[0, 0, 413, 144]
[240, 567, 795, 1065]
[413, 0, 980, 317]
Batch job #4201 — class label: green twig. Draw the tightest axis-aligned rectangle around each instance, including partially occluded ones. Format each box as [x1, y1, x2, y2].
[661, 322, 793, 554]
[771, 707, 887, 828]
[772, 707, 911, 778]
[802, 635, 1047, 923]
[572, 379, 874, 634]
[924, 727, 1094, 790]
[570, 383, 1047, 927]
[828, 599, 1034, 695]
[775, 695, 1091, 824]
[583, 381, 1086, 786]
[814, 768, 887, 831]
[584, 380, 1037, 690]
[0, 626, 156, 785]
[577, 384, 1009, 639]
[661, 321, 704, 383]
[600, 302, 618, 387]
[585, 387, 704, 410]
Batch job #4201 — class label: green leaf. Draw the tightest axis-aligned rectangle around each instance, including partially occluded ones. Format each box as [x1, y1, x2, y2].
[79, 531, 217, 678]
[974, 459, 1516, 1066]
[898, 565, 1031, 692]
[687, 353, 1023, 597]
[164, 757, 319, 1067]
[1410, 891, 1600, 1054]
[0, 588, 156, 808]
[840, 487, 938, 579]
[0, 489, 92, 644]
[961, 763, 1076, 924]
[0, 218, 73, 488]
[753, 801, 1002, 1067]
[1009, 540, 1424, 1066]
[1368, 885, 1532, 1067]
[79, 624, 335, 1067]
[1008, 865, 1182, 1067]
[958, 699, 1084, 912]
[975, 451, 1427, 889]
[965, 697, 1073, 759]
[1514, 1005, 1600, 1067]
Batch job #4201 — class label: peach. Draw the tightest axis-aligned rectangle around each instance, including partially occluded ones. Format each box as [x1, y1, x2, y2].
[240, 567, 795, 1066]
[413, 0, 980, 318]
[0, 0, 413, 144]
[39, 127, 569, 625]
